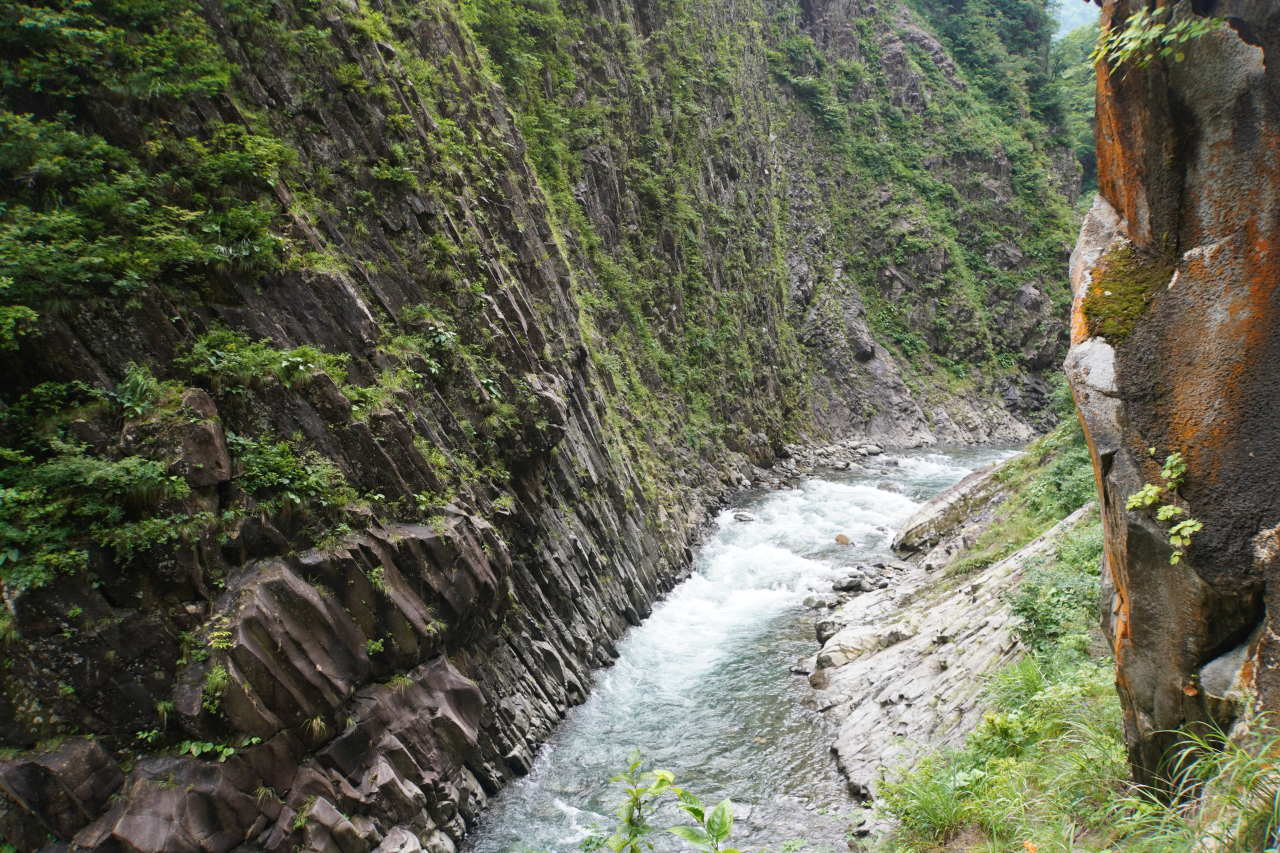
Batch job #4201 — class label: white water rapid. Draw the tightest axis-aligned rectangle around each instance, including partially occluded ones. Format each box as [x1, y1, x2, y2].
[463, 447, 1012, 852]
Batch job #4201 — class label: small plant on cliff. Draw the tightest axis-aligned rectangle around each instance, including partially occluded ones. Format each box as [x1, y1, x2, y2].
[0, 277, 37, 351]
[114, 363, 168, 419]
[1126, 450, 1202, 564]
[385, 674, 413, 692]
[202, 664, 229, 713]
[293, 794, 317, 830]
[181, 328, 348, 393]
[178, 739, 235, 762]
[1093, 5, 1222, 73]
[226, 432, 356, 517]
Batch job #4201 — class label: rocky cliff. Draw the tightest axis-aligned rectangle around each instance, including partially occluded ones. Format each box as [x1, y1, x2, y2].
[1066, 0, 1280, 786]
[0, 0, 1079, 849]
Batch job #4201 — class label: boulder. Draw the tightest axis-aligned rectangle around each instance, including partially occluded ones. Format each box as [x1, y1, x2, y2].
[1066, 2, 1280, 783]
[891, 462, 1006, 554]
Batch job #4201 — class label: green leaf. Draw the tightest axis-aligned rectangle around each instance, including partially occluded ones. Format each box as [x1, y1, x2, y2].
[667, 826, 714, 853]
[677, 789, 704, 822]
[706, 799, 733, 843]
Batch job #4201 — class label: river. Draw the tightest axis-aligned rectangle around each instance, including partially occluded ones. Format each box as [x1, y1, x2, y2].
[462, 447, 1011, 853]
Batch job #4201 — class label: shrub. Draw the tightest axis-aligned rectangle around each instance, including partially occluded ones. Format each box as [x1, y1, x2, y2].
[1007, 520, 1103, 651]
[182, 328, 347, 392]
[226, 432, 355, 513]
[0, 382, 203, 594]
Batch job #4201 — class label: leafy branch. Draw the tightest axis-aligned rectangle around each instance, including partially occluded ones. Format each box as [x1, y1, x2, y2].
[1092, 5, 1222, 74]
[597, 749, 741, 853]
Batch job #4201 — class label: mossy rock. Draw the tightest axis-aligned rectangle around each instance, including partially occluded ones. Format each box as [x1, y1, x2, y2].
[1081, 241, 1174, 343]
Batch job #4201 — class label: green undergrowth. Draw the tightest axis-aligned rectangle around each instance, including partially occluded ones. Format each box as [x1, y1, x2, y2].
[881, 437, 1280, 853]
[882, 617, 1280, 852]
[180, 328, 348, 393]
[1081, 241, 1175, 344]
[947, 418, 1096, 577]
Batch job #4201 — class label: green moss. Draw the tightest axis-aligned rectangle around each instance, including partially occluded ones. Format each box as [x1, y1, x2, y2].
[1081, 241, 1174, 343]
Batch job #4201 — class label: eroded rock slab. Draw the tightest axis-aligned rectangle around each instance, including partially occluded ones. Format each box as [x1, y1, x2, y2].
[808, 506, 1095, 798]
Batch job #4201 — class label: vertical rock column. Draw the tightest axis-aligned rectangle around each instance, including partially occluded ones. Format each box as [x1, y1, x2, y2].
[1065, 0, 1280, 784]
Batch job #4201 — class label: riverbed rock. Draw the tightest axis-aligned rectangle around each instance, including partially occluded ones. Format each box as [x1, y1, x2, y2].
[809, 505, 1095, 798]
[891, 463, 1007, 555]
[832, 575, 864, 593]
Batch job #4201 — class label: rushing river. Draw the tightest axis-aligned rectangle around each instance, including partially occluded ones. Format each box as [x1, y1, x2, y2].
[463, 447, 1012, 853]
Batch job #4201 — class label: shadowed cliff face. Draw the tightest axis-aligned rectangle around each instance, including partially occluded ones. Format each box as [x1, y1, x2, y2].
[0, 0, 1078, 848]
[1067, 0, 1280, 785]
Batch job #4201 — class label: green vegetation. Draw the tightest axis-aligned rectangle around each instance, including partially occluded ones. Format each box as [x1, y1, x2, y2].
[1053, 22, 1100, 199]
[227, 432, 356, 516]
[883, 651, 1280, 851]
[1007, 517, 1104, 652]
[181, 328, 348, 393]
[947, 419, 1096, 576]
[0, 382, 206, 596]
[580, 750, 743, 853]
[1126, 450, 1203, 564]
[1081, 242, 1175, 343]
[882, 650, 1124, 851]
[883, 428, 1278, 853]
[1093, 6, 1223, 73]
[201, 663, 228, 713]
[910, 0, 1061, 125]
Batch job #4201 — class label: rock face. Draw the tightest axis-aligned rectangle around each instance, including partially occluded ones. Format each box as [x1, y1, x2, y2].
[1066, 0, 1280, 784]
[0, 0, 1077, 849]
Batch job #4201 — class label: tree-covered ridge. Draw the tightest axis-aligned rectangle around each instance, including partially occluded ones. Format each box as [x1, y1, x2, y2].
[464, 0, 1083, 394]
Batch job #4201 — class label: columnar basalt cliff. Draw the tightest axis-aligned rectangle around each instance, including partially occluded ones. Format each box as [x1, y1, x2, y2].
[0, 0, 1079, 849]
[1066, 0, 1280, 785]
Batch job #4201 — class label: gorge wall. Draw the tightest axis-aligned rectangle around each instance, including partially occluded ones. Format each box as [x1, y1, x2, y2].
[0, 0, 1081, 850]
[1066, 0, 1280, 786]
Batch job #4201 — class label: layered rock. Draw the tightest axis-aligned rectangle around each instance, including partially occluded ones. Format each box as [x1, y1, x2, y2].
[0, 0, 1078, 849]
[1065, 0, 1280, 784]
[802, 456, 1097, 798]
